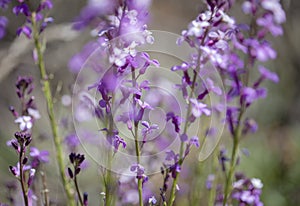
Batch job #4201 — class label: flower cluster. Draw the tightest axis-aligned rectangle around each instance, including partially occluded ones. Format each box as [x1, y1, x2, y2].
[10, 76, 40, 132]
[7, 76, 49, 206]
[13, 0, 53, 38]
[168, 0, 285, 204]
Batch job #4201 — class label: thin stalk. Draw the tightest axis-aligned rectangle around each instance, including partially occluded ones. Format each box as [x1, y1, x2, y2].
[104, 151, 113, 206]
[19, 146, 28, 206]
[168, 56, 200, 206]
[104, 96, 115, 206]
[74, 175, 84, 206]
[31, 13, 74, 206]
[168, 14, 213, 204]
[131, 66, 143, 206]
[222, 106, 244, 206]
[40, 171, 49, 206]
[208, 152, 218, 206]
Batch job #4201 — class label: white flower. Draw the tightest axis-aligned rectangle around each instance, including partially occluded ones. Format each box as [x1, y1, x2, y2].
[127, 9, 138, 25]
[251, 178, 263, 189]
[61, 94, 72, 106]
[28, 108, 41, 119]
[124, 41, 138, 57]
[15, 116, 32, 131]
[109, 47, 128, 67]
[262, 0, 286, 24]
[187, 20, 210, 37]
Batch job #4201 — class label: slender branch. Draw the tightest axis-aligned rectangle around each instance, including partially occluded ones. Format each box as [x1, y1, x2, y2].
[131, 67, 143, 206]
[31, 13, 75, 206]
[74, 175, 84, 206]
[168, 52, 201, 206]
[19, 146, 29, 206]
[40, 171, 49, 206]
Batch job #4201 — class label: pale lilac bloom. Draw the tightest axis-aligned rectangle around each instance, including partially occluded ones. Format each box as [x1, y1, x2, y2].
[258, 65, 279, 83]
[28, 108, 41, 119]
[190, 98, 211, 117]
[30, 147, 50, 163]
[242, 87, 267, 104]
[257, 14, 283, 36]
[261, 0, 286, 24]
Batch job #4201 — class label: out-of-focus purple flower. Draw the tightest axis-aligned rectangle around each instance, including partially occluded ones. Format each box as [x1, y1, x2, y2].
[247, 39, 276, 62]
[16, 25, 32, 39]
[0, 0, 11, 9]
[30, 147, 49, 167]
[64, 133, 80, 152]
[206, 174, 215, 190]
[27, 169, 36, 187]
[232, 175, 264, 206]
[261, 0, 286, 24]
[13, 3, 30, 16]
[190, 98, 211, 117]
[242, 87, 267, 105]
[0, 16, 8, 39]
[243, 118, 258, 134]
[258, 65, 279, 83]
[257, 14, 283, 37]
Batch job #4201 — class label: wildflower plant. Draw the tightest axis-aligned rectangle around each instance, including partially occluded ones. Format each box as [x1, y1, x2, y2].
[0, 0, 285, 205]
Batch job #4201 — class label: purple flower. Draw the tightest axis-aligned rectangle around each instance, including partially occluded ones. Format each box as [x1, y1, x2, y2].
[9, 163, 31, 178]
[206, 174, 215, 190]
[64, 133, 80, 152]
[257, 14, 283, 37]
[166, 112, 181, 133]
[13, 3, 30, 16]
[243, 118, 258, 134]
[141, 121, 159, 143]
[258, 65, 279, 83]
[261, 0, 286, 24]
[0, 0, 11, 9]
[16, 25, 32, 39]
[30, 147, 49, 167]
[190, 98, 211, 117]
[248, 40, 276, 62]
[242, 87, 267, 105]
[0, 16, 8, 39]
[189, 136, 200, 148]
[112, 134, 126, 152]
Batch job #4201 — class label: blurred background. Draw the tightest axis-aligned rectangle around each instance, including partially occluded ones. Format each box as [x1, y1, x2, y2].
[0, 0, 299, 205]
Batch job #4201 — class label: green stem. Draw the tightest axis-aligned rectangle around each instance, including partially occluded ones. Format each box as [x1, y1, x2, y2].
[222, 109, 244, 206]
[208, 152, 218, 206]
[31, 13, 74, 206]
[168, 57, 200, 206]
[104, 152, 113, 206]
[131, 67, 143, 206]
